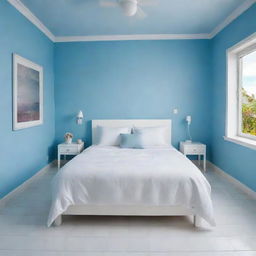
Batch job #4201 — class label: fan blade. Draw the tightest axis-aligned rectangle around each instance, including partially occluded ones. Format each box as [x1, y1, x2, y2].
[99, 0, 118, 7]
[138, 0, 158, 6]
[136, 6, 147, 19]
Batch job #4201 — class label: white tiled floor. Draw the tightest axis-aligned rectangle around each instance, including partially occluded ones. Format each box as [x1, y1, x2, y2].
[0, 163, 256, 255]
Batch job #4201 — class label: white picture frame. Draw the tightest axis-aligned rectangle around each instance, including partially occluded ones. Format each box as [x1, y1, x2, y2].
[13, 54, 43, 130]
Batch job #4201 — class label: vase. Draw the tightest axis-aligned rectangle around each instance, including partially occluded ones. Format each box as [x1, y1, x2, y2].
[65, 137, 72, 144]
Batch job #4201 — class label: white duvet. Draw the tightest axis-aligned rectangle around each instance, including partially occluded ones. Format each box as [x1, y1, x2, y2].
[48, 146, 215, 227]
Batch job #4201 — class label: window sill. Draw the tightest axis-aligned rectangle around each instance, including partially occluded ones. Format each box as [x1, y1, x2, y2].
[223, 136, 256, 150]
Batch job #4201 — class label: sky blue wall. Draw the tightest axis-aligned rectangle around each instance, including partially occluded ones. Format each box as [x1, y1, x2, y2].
[54, 40, 212, 152]
[0, 1, 55, 198]
[211, 4, 256, 191]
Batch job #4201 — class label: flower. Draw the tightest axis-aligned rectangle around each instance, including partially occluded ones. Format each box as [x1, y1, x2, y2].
[64, 132, 73, 139]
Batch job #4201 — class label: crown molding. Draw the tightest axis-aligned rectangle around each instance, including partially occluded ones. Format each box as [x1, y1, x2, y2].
[7, 0, 55, 42]
[55, 33, 210, 42]
[209, 0, 256, 39]
[7, 0, 256, 43]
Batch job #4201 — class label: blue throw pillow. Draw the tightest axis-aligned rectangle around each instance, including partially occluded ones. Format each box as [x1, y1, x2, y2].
[119, 133, 143, 149]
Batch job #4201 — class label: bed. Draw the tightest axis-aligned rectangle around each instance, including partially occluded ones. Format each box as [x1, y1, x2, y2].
[48, 120, 215, 227]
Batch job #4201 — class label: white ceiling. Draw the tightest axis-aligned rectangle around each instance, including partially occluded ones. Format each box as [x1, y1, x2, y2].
[7, 0, 256, 42]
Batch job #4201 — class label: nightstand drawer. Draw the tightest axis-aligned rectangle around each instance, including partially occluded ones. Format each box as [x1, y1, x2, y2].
[59, 147, 78, 154]
[183, 145, 205, 154]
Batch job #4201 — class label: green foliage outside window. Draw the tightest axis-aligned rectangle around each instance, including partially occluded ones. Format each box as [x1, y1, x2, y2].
[242, 88, 256, 136]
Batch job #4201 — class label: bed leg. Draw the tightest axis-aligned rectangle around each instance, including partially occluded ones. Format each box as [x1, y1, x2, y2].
[54, 215, 62, 226]
[193, 215, 201, 228]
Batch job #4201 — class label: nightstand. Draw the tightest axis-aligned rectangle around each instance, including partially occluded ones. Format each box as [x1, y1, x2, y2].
[58, 142, 84, 169]
[179, 142, 206, 172]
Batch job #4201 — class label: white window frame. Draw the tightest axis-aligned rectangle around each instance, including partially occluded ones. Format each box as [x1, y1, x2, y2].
[225, 33, 256, 150]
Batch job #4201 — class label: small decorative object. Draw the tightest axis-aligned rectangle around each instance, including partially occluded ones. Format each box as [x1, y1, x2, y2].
[76, 110, 83, 125]
[77, 139, 83, 144]
[186, 115, 192, 143]
[13, 54, 43, 130]
[64, 132, 73, 144]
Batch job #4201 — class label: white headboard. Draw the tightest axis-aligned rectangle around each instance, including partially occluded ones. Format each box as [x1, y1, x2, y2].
[92, 119, 172, 145]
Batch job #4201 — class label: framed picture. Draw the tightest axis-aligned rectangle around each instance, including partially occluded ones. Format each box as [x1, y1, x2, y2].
[13, 54, 43, 130]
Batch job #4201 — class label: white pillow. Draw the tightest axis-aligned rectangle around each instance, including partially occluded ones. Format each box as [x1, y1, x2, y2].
[97, 126, 132, 146]
[133, 126, 169, 147]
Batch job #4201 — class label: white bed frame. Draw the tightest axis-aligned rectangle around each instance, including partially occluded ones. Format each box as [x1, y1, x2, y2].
[54, 119, 200, 227]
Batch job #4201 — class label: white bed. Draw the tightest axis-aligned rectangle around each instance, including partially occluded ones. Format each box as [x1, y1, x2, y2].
[48, 120, 215, 227]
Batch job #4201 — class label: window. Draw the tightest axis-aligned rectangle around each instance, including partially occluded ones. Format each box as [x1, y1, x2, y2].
[225, 33, 256, 149]
[238, 48, 256, 139]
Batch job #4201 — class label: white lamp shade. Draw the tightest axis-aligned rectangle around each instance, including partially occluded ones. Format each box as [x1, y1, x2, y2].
[186, 115, 192, 124]
[77, 110, 83, 119]
[76, 110, 84, 125]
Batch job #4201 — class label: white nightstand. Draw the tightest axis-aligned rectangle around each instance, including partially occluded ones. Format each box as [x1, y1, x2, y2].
[179, 141, 206, 172]
[58, 142, 84, 169]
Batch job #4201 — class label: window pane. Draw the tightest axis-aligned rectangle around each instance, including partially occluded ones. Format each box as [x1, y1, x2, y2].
[241, 50, 256, 136]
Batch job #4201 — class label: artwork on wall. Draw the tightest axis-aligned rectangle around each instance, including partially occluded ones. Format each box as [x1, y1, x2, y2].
[13, 54, 43, 130]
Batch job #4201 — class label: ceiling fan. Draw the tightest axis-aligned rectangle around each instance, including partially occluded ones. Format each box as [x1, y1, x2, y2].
[99, 0, 157, 18]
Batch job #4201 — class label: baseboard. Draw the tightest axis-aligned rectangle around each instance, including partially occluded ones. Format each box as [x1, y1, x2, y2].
[0, 161, 55, 207]
[207, 160, 256, 200]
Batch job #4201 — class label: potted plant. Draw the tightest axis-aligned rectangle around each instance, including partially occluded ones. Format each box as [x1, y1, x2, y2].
[64, 132, 73, 144]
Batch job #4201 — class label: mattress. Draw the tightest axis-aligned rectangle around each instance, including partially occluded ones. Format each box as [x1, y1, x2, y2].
[47, 145, 215, 226]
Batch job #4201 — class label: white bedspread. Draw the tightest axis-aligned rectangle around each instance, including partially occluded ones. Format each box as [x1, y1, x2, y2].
[47, 146, 215, 227]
